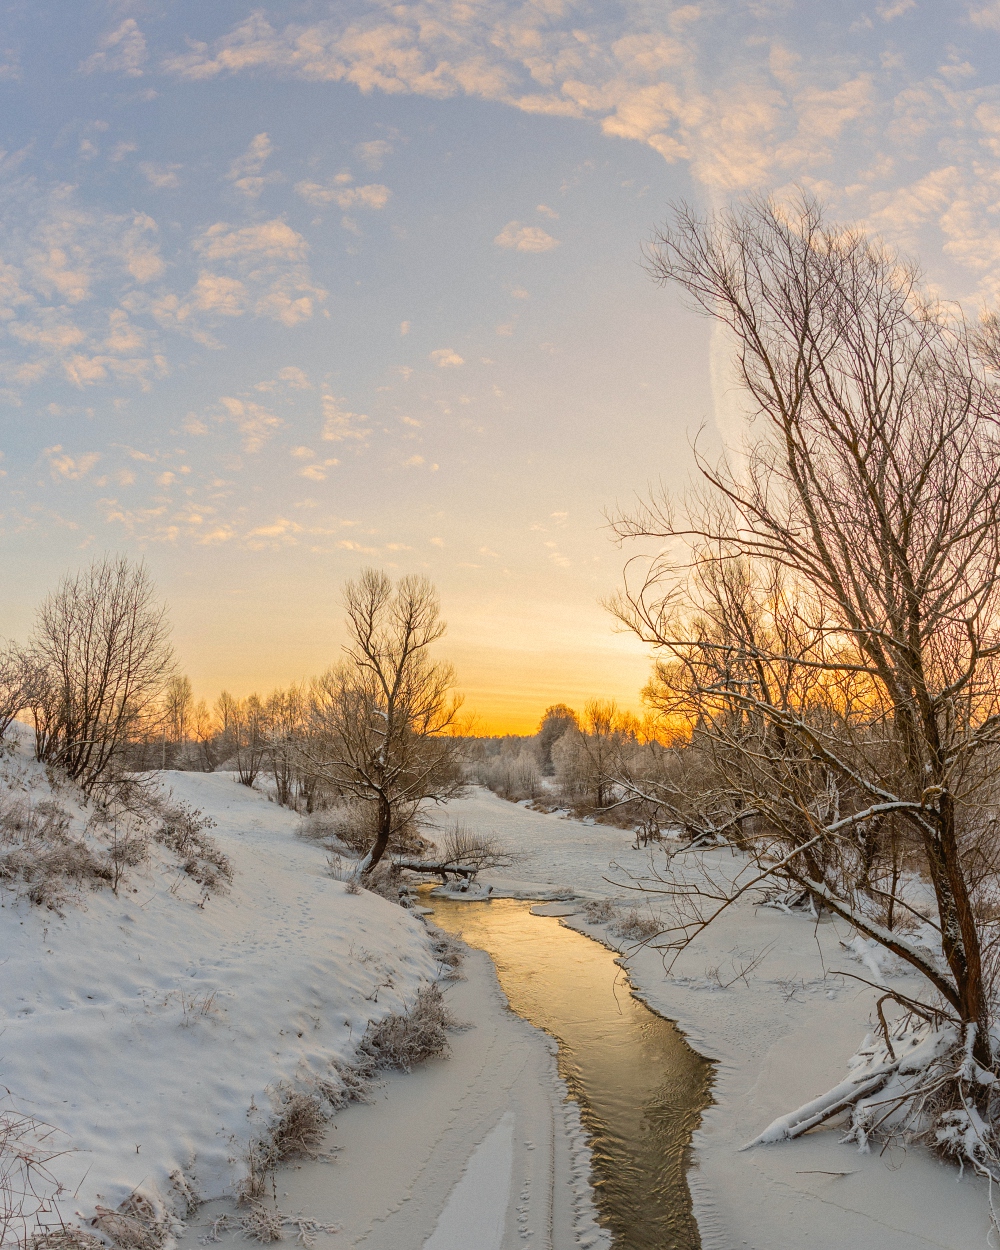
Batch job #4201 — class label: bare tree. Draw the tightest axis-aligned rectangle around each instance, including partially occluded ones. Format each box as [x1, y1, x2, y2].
[0, 644, 36, 741]
[613, 194, 1000, 1068]
[30, 557, 175, 793]
[190, 699, 220, 772]
[164, 675, 193, 745]
[263, 683, 310, 807]
[215, 691, 267, 787]
[301, 570, 465, 874]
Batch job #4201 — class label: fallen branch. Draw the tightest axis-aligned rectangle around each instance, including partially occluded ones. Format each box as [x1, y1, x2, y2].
[393, 858, 478, 881]
[740, 1063, 900, 1150]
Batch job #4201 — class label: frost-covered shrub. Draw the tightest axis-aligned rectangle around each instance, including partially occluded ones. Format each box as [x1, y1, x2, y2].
[608, 907, 660, 943]
[360, 985, 454, 1071]
[154, 804, 231, 894]
[0, 794, 113, 911]
[92, 1193, 167, 1250]
[582, 898, 618, 924]
[428, 927, 465, 975]
[300, 801, 429, 858]
[464, 739, 541, 802]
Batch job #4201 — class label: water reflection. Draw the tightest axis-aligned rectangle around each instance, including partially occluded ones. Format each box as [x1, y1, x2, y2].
[426, 898, 713, 1250]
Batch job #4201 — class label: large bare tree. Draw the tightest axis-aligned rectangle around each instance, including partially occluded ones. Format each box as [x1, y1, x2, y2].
[303, 570, 465, 873]
[614, 195, 1000, 1068]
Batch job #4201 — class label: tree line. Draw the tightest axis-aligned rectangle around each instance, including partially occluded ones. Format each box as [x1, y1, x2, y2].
[0, 565, 465, 876]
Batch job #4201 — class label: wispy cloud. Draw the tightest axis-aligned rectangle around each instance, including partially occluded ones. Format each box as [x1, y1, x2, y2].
[494, 221, 559, 252]
[227, 133, 280, 198]
[45, 445, 100, 479]
[80, 19, 147, 77]
[294, 174, 390, 210]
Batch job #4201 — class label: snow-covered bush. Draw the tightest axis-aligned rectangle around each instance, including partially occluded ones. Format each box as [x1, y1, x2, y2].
[153, 803, 231, 895]
[608, 907, 660, 944]
[582, 898, 618, 924]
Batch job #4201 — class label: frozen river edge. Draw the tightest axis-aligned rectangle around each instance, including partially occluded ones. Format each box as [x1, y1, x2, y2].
[178, 943, 608, 1250]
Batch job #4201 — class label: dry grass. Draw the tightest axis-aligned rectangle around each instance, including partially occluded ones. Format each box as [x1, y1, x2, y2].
[358, 985, 455, 1072]
[362, 862, 408, 905]
[27, 1228, 106, 1250]
[92, 1194, 166, 1250]
[0, 794, 112, 913]
[427, 929, 465, 977]
[0, 1102, 73, 1249]
[582, 898, 618, 924]
[608, 907, 661, 944]
[154, 804, 232, 895]
[237, 1094, 328, 1208]
[270, 1095, 327, 1163]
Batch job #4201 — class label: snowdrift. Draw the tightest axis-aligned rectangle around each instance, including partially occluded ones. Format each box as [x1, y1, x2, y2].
[0, 733, 441, 1238]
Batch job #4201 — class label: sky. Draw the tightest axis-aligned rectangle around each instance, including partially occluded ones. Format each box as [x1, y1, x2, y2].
[3, 1, 1000, 732]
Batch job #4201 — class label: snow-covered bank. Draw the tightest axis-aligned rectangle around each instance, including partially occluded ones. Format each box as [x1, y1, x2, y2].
[0, 749, 440, 1236]
[176, 944, 607, 1250]
[442, 788, 994, 1249]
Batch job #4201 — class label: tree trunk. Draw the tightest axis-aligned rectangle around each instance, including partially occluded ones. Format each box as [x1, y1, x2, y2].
[924, 797, 991, 1067]
[364, 793, 393, 874]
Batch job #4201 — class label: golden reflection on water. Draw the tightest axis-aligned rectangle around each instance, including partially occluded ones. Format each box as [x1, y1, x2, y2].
[426, 897, 713, 1250]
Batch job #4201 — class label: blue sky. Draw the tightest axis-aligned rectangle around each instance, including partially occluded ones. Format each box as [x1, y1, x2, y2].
[2, 1, 1000, 729]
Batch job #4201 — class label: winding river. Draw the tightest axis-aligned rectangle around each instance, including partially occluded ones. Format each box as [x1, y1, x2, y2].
[425, 897, 713, 1250]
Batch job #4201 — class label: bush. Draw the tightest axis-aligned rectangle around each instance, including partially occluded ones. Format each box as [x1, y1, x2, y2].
[608, 907, 661, 944]
[154, 804, 232, 895]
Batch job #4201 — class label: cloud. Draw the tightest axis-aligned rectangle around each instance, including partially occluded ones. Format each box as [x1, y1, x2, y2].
[80, 19, 147, 77]
[322, 392, 369, 442]
[970, 2, 1000, 28]
[227, 133, 280, 198]
[536, 204, 559, 218]
[184, 221, 324, 326]
[294, 177, 390, 210]
[218, 395, 283, 452]
[140, 162, 181, 189]
[195, 219, 307, 261]
[45, 445, 100, 479]
[158, 5, 878, 199]
[299, 458, 340, 480]
[878, 0, 916, 17]
[356, 139, 394, 170]
[188, 272, 247, 317]
[276, 366, 310, 388]
[429, 348, 464, 367]
[494, 221, 560, 252]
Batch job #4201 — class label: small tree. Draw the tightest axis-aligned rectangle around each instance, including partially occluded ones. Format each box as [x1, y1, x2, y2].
[30, 557, 175, 793]
[536, 704, 578, 775]
[0, 644, 35, 740]
[302, 569, 465, 874]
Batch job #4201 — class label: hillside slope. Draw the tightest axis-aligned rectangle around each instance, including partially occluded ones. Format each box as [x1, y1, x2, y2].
[0, 741, 440, 1239]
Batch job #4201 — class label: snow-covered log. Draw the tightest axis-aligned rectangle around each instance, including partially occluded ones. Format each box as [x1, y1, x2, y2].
[394, 857, 478, 881]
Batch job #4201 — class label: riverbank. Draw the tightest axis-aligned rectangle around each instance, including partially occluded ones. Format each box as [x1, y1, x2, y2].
[176, 938, 607, 1250]
[446, 788, 994, 1249]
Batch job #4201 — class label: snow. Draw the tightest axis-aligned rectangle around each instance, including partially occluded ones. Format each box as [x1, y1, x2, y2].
[176, 943, 608, 1250]
[421, 1113, 513, 1250]
[437, 787, 995, 1249]
[0, 739, 440, 1233]
[8, 753, 994, 1249]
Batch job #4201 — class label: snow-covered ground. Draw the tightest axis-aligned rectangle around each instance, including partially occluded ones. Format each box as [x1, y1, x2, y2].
[6, 753, 991, 1249]
[0, 742, 441, 1236]
[438, 788, 994, 1250]
[176, 943, 607, 1250]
